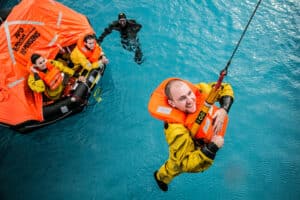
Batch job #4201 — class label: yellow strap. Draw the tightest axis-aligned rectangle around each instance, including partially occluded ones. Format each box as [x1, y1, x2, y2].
[190, 87, 220, 136]
[93, 87, 102, 103]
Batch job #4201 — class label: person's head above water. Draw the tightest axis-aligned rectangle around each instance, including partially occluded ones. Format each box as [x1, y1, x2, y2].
[118, 12, 127, 27]
[118, 12, 126, 19]
[165, 79, 197, 114]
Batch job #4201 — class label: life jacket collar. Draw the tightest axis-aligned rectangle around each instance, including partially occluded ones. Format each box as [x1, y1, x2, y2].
[148, 78, 228, 142]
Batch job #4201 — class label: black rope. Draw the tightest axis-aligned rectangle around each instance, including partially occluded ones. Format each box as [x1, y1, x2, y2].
[223, 0, 263, 73]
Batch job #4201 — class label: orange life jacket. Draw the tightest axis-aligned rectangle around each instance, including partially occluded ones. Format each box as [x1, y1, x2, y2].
[37, 61, 63, 90]
[148, 78, 228, 143]
[77, 36, 102, 63]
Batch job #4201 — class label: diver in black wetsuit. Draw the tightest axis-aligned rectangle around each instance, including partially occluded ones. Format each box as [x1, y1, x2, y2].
[97, 13, 144, 65]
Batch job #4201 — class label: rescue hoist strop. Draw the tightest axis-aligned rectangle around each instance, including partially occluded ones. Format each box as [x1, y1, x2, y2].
[190, 0, 263, 136]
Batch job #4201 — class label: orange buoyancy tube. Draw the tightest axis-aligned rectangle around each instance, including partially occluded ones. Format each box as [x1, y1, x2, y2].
[77, 36, 102, 63]
[148, 78, 228, 143]
[37, 62, 63, 90]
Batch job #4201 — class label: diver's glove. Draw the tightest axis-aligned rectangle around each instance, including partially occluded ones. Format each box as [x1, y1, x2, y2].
[97, 37, 103, 44]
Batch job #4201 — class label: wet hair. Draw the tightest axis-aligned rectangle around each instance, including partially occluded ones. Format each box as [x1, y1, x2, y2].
[118, 12, 126, 20]
[165, 79, 182, 100]
[83, 34, 96, 43]
[31, 53, 41, 64]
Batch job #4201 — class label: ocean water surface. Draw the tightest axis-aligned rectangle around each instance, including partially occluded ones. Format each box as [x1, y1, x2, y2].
[0, 0, 299, 199]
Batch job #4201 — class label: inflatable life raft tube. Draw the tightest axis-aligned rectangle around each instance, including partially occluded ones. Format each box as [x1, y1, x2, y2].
[11, 68, 103, 133]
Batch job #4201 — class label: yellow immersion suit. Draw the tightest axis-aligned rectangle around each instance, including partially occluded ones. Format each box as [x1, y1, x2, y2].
[155, 82, 234, 184]
[70, 46, 101, 73]
[28, 60, 74, 100]
[70, 43, 104, 76]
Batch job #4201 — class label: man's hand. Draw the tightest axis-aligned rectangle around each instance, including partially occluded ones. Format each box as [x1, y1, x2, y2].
[78, 76, 86, 83]
[211, 135, 224, 149]
[30, 67, 38, 73]
[101, 55, 109, 65]
[212, 108, 227, 135]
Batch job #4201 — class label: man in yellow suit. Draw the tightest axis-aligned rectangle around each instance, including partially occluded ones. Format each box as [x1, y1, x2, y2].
[28, 53, 75, 101]
[70, 34, 108, 77]
[148, 78, 234, 191]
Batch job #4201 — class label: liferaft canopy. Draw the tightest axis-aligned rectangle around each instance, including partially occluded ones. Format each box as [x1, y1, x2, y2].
[0, 0, 94, 126]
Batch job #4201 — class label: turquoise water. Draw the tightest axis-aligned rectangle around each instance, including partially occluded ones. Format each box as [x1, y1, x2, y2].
[1, 0, 300, 199]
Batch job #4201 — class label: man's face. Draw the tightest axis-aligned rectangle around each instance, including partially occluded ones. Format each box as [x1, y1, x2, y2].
[168, 81, 197, 114]
[34, 56, 47, 70]
[84, 38, 95, 50]
[118, 18, 126, 27]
